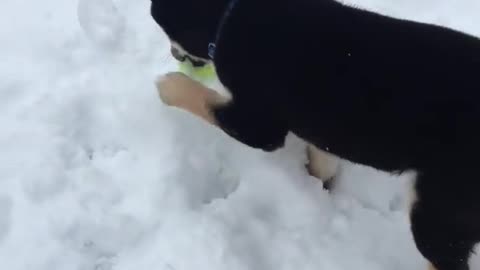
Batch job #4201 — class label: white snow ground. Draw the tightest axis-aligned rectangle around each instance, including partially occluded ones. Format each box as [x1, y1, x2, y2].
[0, 0, 479, 269]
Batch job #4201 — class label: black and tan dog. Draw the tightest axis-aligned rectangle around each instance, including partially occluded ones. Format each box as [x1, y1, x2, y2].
[151, 0, 480, 269]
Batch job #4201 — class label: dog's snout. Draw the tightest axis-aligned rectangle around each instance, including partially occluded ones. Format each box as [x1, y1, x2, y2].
[170, 45, 208, 67]
[171, 46, 186, 62]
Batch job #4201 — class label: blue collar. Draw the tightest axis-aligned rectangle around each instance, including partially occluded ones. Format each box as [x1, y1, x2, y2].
[208, 0, 239, 60]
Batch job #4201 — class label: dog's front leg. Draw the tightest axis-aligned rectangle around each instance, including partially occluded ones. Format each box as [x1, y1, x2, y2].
[156, 72, 288, 152]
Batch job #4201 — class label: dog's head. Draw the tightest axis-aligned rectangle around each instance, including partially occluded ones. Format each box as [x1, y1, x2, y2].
[151, 0, 227, 67]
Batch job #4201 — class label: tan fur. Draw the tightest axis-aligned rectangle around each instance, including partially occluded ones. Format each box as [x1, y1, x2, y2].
[407, 172, 419, 214]
[307, 144, 340, 181]
[156, 72, 230, 125]
[428, 264, 438, 270]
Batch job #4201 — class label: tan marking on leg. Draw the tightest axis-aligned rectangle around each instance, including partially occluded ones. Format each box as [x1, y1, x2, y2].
[156, 72, 230, 125]
[306, 144, 340, 181]
[428, 263, 438, 270]
[407, 171, 419, 214]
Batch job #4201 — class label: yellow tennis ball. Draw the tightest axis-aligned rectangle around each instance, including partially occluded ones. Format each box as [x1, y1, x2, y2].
[178, 61, 217, 83]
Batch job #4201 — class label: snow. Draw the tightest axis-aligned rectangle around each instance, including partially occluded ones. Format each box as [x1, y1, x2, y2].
[0, 0, 478, 269]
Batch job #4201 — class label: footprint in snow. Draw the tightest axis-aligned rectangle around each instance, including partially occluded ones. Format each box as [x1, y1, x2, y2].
[77, 0, 126, 50]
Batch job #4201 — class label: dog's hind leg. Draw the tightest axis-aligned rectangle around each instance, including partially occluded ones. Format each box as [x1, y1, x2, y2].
[306, 144, 340, 189]
[410, 170, 480, 270]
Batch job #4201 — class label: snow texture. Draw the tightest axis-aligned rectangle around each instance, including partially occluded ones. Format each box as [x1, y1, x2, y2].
[0, 0, 479, 269]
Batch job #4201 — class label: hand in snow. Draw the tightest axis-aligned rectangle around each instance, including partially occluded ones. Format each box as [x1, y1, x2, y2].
[156, 72, 229, 125]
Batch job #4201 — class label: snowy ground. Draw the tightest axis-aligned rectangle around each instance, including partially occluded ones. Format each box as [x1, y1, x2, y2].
[1, 0, 479, 269]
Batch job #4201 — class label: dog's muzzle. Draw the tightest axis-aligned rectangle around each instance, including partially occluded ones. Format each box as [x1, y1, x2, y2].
[171, 47, 207, 67]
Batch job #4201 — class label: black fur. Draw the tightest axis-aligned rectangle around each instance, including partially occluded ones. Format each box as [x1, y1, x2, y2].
[151, 0, 480, 269]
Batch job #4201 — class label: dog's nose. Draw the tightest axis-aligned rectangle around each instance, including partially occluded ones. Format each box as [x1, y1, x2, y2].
[171, 46, 186, 62]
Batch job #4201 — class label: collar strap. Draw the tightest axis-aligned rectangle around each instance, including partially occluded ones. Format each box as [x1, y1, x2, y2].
[208, 0, 239, 60]
[208, 43, 216, 59]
